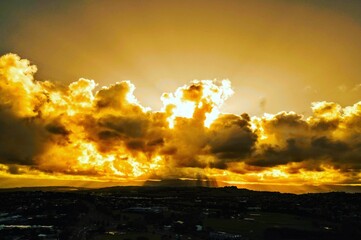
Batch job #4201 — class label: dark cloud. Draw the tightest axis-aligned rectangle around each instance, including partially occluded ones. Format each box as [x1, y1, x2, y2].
[0, 110, 44, 166]
[208, 114, 257, 160]
[7, 165, 20, 175]
[259, 97, 266, 111]
[97, 130, 120, 140]
[45, 123, 69, 135]
[97, 115, 149, 138]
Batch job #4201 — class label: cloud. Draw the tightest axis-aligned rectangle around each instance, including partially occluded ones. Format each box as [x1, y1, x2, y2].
[1, 53, 361, 186]
[208, 114, 257, 161]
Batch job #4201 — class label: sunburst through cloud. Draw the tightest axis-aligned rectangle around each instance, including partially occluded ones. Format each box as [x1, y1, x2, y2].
[1, 53, 361, 191]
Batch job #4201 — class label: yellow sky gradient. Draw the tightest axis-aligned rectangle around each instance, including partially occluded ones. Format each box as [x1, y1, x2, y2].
[1, 0, 360, 115]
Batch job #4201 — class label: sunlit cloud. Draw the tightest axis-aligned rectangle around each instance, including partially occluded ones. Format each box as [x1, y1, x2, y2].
[0, 53, 361, 190]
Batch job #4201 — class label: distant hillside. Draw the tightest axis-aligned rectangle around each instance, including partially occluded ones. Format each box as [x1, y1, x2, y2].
[0, 186, 88, 192]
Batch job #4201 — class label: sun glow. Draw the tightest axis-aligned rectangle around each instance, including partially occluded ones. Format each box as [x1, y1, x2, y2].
[161, 79, 234, 128]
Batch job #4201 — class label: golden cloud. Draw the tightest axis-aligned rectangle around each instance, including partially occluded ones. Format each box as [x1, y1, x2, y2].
[1, 53, 361, 187]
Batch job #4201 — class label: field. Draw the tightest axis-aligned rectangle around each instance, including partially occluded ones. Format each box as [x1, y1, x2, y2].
[204, 212, 330, 240]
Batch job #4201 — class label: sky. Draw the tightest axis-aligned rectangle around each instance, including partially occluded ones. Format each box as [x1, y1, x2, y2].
[0, 0, 361, 193]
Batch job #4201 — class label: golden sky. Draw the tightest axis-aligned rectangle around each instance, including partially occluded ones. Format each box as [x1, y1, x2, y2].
[0, 0, 361, 192]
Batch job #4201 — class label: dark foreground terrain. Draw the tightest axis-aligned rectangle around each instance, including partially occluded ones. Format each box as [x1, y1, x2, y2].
[0, 186, 360, 240]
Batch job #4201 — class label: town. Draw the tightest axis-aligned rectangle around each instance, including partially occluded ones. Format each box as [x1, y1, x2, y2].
[0, 186, 360, 240]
